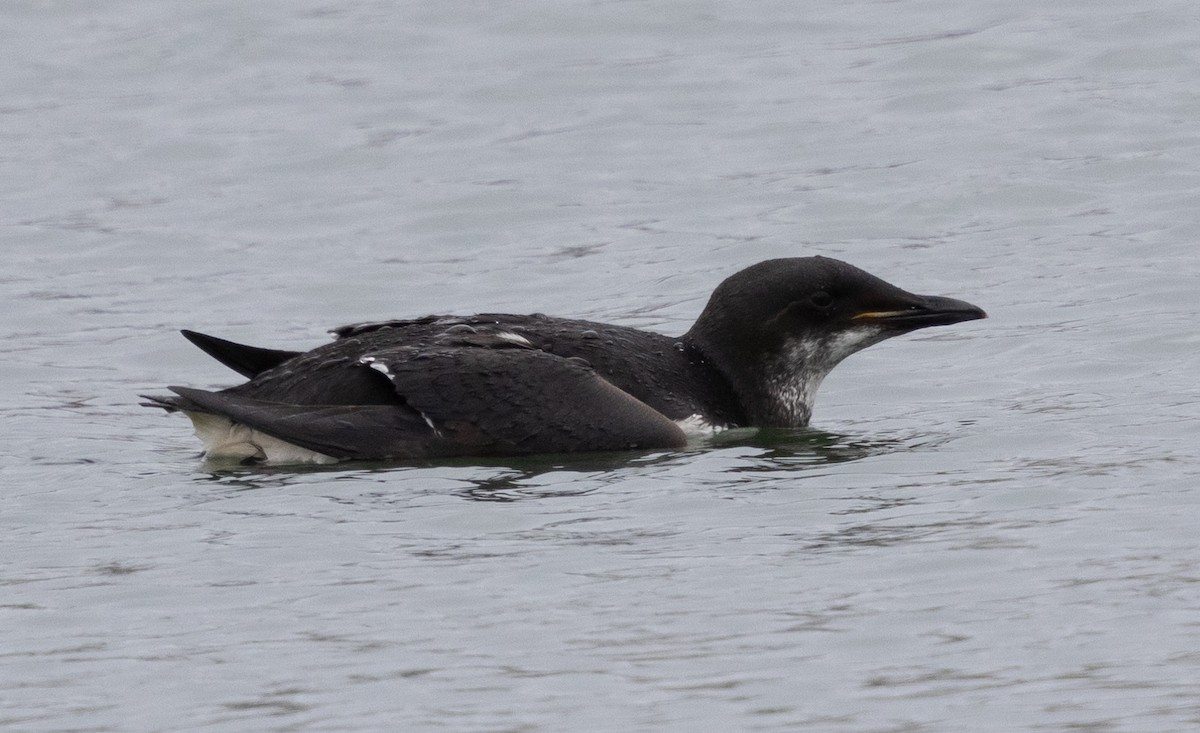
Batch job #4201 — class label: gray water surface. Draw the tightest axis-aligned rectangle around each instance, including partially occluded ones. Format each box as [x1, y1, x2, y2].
[4, 1, 1200, 731]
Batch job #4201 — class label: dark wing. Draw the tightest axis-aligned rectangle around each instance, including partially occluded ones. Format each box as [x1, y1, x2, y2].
[329, 313, 567, 340]
[159, 344, 686, 460]
[181, 330, 301, 378]
[330, 316, 446, 339]
[161, 386, 440, 460]
[362, 345, 688, 456]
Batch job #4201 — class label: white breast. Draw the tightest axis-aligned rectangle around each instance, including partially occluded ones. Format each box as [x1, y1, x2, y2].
[674, 413, 729, 436]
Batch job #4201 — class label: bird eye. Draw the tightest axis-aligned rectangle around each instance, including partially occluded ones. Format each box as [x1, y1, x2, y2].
[809, 290, 833, 309]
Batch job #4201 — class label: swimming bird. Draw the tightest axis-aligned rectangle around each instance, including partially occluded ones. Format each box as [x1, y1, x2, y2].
[143, 257, 985, 463]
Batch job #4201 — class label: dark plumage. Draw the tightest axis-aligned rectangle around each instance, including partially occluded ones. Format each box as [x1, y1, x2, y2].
[143, 257, 985, 463]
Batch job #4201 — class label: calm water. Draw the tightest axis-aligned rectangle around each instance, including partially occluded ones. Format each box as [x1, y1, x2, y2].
[4, 1, 1200, 731]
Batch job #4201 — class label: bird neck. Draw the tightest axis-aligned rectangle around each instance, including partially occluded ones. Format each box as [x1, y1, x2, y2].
[684, 325, 816, 428]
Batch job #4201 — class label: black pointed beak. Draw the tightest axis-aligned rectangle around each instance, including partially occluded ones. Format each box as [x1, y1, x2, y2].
[851, 294, 987, 330]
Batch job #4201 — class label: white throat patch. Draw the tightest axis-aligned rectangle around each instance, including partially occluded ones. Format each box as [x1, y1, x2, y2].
[764, 326, 887, 425]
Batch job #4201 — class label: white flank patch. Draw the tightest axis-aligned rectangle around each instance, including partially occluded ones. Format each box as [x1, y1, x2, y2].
[495, 331, 534, 348]
[674, 413, 728, 436]
[365, 359, 393, 377]
[184, 411, 339, 465]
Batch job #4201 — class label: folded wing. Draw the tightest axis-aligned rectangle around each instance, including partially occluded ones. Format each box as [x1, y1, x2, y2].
[158, 344, 686, 460]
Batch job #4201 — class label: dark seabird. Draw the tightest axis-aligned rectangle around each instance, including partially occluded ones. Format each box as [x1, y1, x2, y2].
[143, 257, 986, 463]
